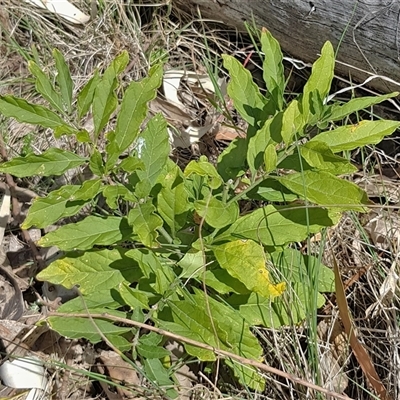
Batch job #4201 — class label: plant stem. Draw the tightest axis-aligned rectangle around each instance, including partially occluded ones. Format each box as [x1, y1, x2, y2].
[158, 225, 173, 244]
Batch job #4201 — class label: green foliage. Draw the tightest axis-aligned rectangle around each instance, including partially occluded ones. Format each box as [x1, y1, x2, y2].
[1, 31, 399, 395]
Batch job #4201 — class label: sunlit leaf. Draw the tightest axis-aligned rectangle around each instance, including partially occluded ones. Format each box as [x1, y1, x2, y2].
[157, 163, 190, 236]
[0, 148, 86, 177]
[191, 291, 265, 391]
[93, 51, 129, 136]
[0, 95, 67, 128]
[213, 239, 285, 298]
[302, 41, 334, 122]
[261, 27, 285, 111]
[281, 99, 303, 144]
[310, 120, 400, 152]
[135, 114, 170, 195]
[69, 179, 102, 201]
[263, 143, 277, 174]
[184, 156, 223, 189]
[128, 202, 162, 247]
[195, 197, 238, 229]
[22, 185, 88, 229]
[299, 141, 357, 175]
[110, 64, 163, 159]
[247, 112, 283, 171]
[38, 216, 133, 251]
[325, 92, 398, 122]
[53, 48, 73, 113]
[77, 70, 100, 119]
[218, 204, 337, 247]
[278, 170, 370, 211]
[37, 248, 142, 293]
[222, 55, 266, 128]
[28, 60, 64, 112]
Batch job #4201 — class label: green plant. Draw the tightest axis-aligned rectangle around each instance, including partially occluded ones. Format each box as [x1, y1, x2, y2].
[0, 30, 399, 395]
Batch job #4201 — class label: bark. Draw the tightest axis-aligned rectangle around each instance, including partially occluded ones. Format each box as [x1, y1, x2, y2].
[175, 0, 400, 93]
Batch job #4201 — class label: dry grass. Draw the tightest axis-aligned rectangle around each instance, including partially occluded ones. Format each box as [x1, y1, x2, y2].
[0, 1, 399, 399]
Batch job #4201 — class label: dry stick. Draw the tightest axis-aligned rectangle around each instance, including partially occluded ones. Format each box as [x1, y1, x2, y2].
[47, 311, 353, 400]
[0, 134, 46, 273]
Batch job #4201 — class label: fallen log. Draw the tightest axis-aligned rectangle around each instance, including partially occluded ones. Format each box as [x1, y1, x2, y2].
[175, 0, 400, 93]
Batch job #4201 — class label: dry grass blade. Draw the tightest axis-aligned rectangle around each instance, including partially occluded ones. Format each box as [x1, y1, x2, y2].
[331, 240, 391, 400]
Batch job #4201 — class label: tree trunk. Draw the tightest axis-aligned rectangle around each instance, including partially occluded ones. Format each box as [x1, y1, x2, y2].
[175, 0, 400, 93]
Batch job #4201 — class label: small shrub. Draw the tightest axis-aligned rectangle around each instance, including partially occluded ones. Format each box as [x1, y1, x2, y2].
[0, 30, 398, 394]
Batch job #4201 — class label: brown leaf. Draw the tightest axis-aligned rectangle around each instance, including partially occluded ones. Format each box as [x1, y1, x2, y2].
[332, 249, 391, 400]
[214, 126, 241, 142]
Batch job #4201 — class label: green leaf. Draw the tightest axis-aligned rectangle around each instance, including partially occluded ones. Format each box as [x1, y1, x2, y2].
[302, 41, 335, 122]
[89, 149, 105, 176]
[75, 130, 91, 143]
[48, 316, 130, 343]
[229, 284, 325, 328]
[139, 332, 163, 346]
[299, 141, 357, 175]
[38, 216, 133, 251]
[137, 344, 170, 359]
[217, 137, 247, 181]
[135, 114, 170, 195]
[69, 179, 102, 201]
[247, 112, 283, 171]
[22, 185, 88, 229]
[191, 291, 265, 391]
[246, 178, 298, 202]
[194, 197, 238, 229]
[281, 99, 303, 144]
[77, 70, 100, 119]
[58, 290, 123, 312]
[160, 295, 265, 391]
[119, 282, 150, 310]
[222, 54, 266, 128]
[0, 148, 86, 177]
[128, 202, 163, 247]
[159, 300, 225, 361]
[102, 184, 136, 209]
[109, 64, 163, 162]
[119, 156, 144, 173]
[217, 204, 337, 247]
[228, 292, 283, 327]
[325, 92, 399, 122]
[261, 27, 285, 111]
[204, 268, 249, 294]
[93, 51, 129, 136]
[184, 156, 223, 189]
[53, 48, 73, 113]
[157, 164, 190, 237]
[263, 144, 277, 174]
[126, 248, 175, 295]
[37, 248, 142, 294]
[213, 239, 285, 298]
[310, 120, 400, 152]
[178, 250, 204, 278]
[28, 61, 64, 112]
[278, 170, 370, 211]
[269, 248, 334, 292]
[53, 124, 77, 138]
[144, 359, 178, 399]
[0, 95, 67, 128]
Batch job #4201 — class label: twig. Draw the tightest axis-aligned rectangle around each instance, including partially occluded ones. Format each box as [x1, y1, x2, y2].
[47, 311, 354, 400]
